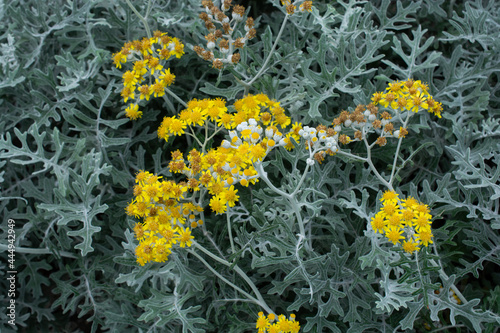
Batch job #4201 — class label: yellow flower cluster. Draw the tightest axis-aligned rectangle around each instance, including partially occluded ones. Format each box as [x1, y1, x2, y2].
[370, 190, 434, 254]
[256, 312, 300, 333]
[371, 79, 443, 118]
[125, 170, 200, 265]
[112, 31, 184, 120]
[328, 79, 443, 151]
[127, 94, 299, 265]
[159, 94, 294, 192]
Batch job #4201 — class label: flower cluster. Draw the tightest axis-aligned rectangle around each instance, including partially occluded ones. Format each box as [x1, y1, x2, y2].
[328, 79, 443, 150]
[127, 94, 298, 265]
[125, 170, 200, 265]
[194, 0, 256, 69]
[370, 190, 434, 254]
[371, 79, 443, 118]
[256, 312, 300, 333]
[112, 31, 184, 120]
[280, 0, 313, 15]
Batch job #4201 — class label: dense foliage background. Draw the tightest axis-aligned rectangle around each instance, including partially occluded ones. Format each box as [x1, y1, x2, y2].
[0, 0, 499, 332]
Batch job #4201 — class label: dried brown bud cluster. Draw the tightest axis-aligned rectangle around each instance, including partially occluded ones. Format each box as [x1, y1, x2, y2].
[195, 0, 257, 69]
[331, 102, 407, 147]
[280, 0, 314, 15]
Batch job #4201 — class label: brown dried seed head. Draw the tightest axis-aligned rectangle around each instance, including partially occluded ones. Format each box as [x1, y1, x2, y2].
[199, 12, 209, 21]
[399, 127, 408, 138]
[219, 39, 229, 49]
[355, 113, 365, 123]
[314, 152, 325, 164]
[246, 17, 254, 28]
[222, 22, 231, 34]
[231, 53, 241, 64]
[205, 33, 216, 42]
[222, 0, 232, 10]
[380, 111, 392, 120]
[367, 103, 378, 114]
[339, 134, 350, 145]
[316, 124, 327, 132]
[214, 29, 223, 38]
[355, 104, 365, 113]
[384, 123, 394, 134]
[205, 21, 216, 31]
[375, 136, 387, 146]
[233, 5, 245, 16]
[354, 130, 362, 140]
[372, 119, 382, 129]
[234, 37, 245, 48]
[246, 28, 257, 39]
[202, 50, 214, 61]
[212, 59, 224, 69]
[193, 45, 205, 55]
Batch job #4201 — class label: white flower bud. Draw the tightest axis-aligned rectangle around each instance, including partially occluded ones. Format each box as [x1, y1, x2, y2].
[207, 41, 215, 50]
[221, 140, 232, 148]
[368, 114, 376, 122]
[232, 13, 242, 21]
[306, 158, 315, 166]
[344, 119, 352, 127]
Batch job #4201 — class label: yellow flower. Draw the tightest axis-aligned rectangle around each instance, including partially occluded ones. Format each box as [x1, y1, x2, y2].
[415, 228, 434, 247]
[380, 190, 398, 203]
[112, 51, 127, 68]
[125, 103, 142, 120]
[120, 86, 135, 103]
[402, 239, 420, 254]
[122, 70, 139, 87]
[223, 185, 239, 207]
[178, 228, 194, 248]
[159, 68, 175, 86]
[256, 312, 269, 332]
[169, 118, 187, 136]
[384, 226, 405, 245]
[371, 213, 386, 234]
[407, 90, 428, 113]
[151, 80, 165, 98]
[210, 195, 227, 214]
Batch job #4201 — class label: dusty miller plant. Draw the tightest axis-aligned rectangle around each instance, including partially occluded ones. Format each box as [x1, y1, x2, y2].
[0, 0, 499, 332]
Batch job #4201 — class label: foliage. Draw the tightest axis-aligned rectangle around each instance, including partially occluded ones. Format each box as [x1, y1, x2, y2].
[0, 0, 499, 332]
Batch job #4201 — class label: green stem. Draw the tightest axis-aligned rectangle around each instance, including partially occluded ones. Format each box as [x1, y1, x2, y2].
[192, 242, 273, 314]
[226, 205, 236, 255]
[254, 162, 306, 239]
[165, 87, 188, 108]
[361, 137, 394, 191]
[430, 245, 468, 305]
[188, 249, 265, 309]
[254, 162, 291, 200]
[124, 0, 152, 39]
[388, 111, 411, 186]
[245, 14, 290, 92]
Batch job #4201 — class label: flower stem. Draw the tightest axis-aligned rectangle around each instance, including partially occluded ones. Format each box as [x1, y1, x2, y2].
[165, 87, 188, 108]
[124, 0, 152, 39]
[245, 14, 290, 92]
[192, 242, 273, 314]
